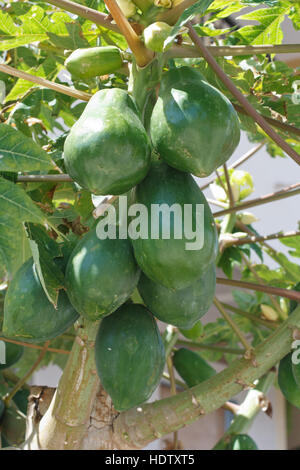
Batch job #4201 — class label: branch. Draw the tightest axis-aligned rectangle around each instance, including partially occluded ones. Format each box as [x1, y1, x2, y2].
[224, 229, 300, 248]
[103, 0, 153, 67]
[216, 277, 300, 302]
[46, 0, 120, 32]
[213, 182, 300, 217]
[187, 24, 300, 166]
[17, 174, 73, 183]
[113, 304, 300, 449]
[167, 43, 300, 59]
[220, 303, 279, 330]
[0, 64, 91, 102]
[0, 335, 70, 355]
[176, 340, 245, 355]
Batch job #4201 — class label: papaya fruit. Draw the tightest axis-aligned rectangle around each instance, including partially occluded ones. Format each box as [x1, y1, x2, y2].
[278, 353, 300, 409]
[179, 320, 204, 341]
[95, 303, 165, 411]
[292, 360, 300, 389]
[65, 46, 123, 80]
[64, 88, 151, 195]
[138, 262, 216, 328]
[150, 66, 240, 177]
[3, 258, 79, 343]
[143, 22, 172, 52]
[131, 161, 218, 289]
[0, 342, 24, 370]
[173, 348, 216, 388]
[227, 434, 258, 450]
[65, 228, 140, 321]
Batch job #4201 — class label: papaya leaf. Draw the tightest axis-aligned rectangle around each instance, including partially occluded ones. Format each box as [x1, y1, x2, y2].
[235, 3, 291, 45]
[0, 177, 49, 278]
[25, 223, 65, 308]
[47, 22, 90, 50]
[280, 235, 300, 258]
[163, 0, 214, 50]
[0, 124, 53, 172]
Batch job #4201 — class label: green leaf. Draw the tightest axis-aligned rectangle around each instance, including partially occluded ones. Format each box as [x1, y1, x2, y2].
[164, 0, 214, 49]
[236, 3, 291, 45]
[0, 124, 53, 172]
[0, 177, 48, 278]
[25, 223, 65, 308]
[280, 235, 300, 258]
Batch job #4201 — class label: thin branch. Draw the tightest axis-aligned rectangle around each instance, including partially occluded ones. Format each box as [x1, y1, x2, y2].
[213, 182, 300, 217]
[200, 142, 266, 191]
[221, 303, 279, 330]
[214, 298, 252, 351]
[17, 174, 73, 183]
[0, 64, 91, 101]
[4, 341, 51, 406]
[103, 0, 153, 67]
[216, 277, 300, 302]
[163, 372, 187, 390]
[46, 0, 120, 32]
[223, 163, 235, 207]
[167, 43, 300, 59]
[176, 340, 245, 355]
[187, 24, 300, 166]
[225, 229, 300, 248]
[0, 335, 70, 355]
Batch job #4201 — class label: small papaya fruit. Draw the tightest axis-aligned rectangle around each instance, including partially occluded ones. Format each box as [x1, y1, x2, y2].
[65, 228, 140, 321]
[0, 342, 24, 370]
[173, 348, 216, 388]
[150, 66, 240, 177]
[65, 46, 123, 80]
[138, 263, 216, 328]
[227, 434, 258, 450]
[3, 258, 79, 343]
[64, 88, 151, 195]
[95, 304, 165, 411]
[131, 161, 218, 289]
[143, 22, 172, 52]
[278, 353, 300, 409]
[179, 320, 204, 341]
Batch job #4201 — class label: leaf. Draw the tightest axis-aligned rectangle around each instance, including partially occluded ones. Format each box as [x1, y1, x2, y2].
[236, 3, 291, 45]
[47, 22, 90, 50]
[280, 235, 300, 258]
[0, 124, 53, 172]
[232, 289, 257, 311]
[164, 0, 214, 49]
[25, 223, 65, 308]
[0, 177, 48, 278]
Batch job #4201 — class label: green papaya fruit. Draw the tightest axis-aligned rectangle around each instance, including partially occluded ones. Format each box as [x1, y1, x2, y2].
[95, 303, 165, 411]
[138, 263, 216, 328]
[173, 348, 216, 388]
[292, 360, 300, 389]
[150, 66, 240, 177]
[3, 259, 79, 343]
[131, 161, 218, 289]
[66, 228, 140, 321]
[278, 353, 300, 409]
[0, 398, 4, 420]
[64, 88, 151, 195]
[179, 320, 204, 341]
[143, 22, 172, 52]
[65, 46, 123, 80]
[287, 283, 300, 387]
[227, 434, 258, 450]
[0, 342, 24, 370]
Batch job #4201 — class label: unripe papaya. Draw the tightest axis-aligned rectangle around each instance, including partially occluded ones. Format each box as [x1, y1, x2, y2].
[65, 46, 123, 80]
[179, 320, 204, 340]
[143, 22, 172, 52]
[0, 342, 24, 370]
[65, 228, 140, 321]
[227, 434, 258, 450]
[95, 304, 165, 411]
[131, 161, 218, 289]
[138, 263, 216, 328]
[3, 259, 79, 343]
[150, 66, 240, 177]
[173, 348, 216, 388]
[278, 353, 300, 409]
[64, 89, 151, 195]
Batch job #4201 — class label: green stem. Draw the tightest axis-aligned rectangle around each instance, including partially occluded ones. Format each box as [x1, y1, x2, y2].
[113, 305, 300, 449]
[221, 302, 279, 330]
[213, 370, 276, 449]
[163, 325, 179, 358]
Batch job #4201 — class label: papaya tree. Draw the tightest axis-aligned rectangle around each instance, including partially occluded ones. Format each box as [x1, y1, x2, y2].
[0, 0, 300, 450]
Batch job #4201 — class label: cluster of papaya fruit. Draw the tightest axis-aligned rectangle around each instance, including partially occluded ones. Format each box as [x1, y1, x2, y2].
[2, 43, 241, 411]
